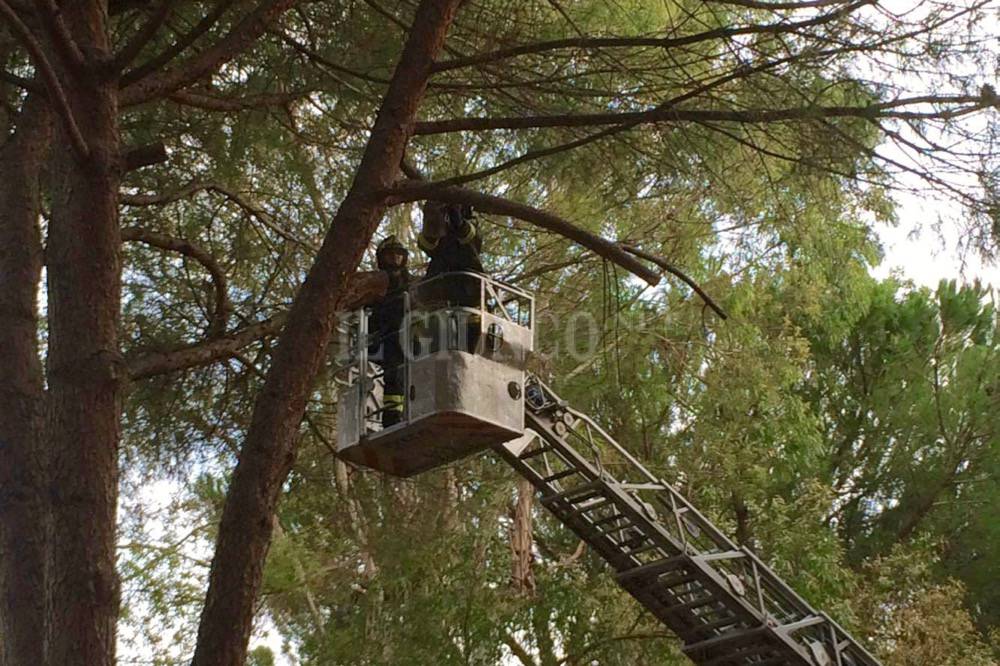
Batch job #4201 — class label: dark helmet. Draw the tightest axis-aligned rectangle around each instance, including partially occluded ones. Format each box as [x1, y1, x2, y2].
[376, 235, 408, 270]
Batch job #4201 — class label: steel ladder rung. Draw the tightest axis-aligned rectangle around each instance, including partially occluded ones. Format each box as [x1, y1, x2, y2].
[518, 445, 553, 460]
[623, 541, 664, 557]
[543, 480, 603, 504]
[552, 496, 612, 520]
[616, 555, 688, 583]
[700, 641, 784, 666]
[682, 627, 769, 657]
[663, 595, 723, 616]
[693, 614, 743, 634]
[589, 512, 628, 528]
[593, 521, 635, 539]
[541, 468, 580, 484]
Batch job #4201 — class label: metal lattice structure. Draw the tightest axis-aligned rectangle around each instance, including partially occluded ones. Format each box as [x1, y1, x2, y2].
[498, 377, 881, 666]
[334, 272, 882, 666]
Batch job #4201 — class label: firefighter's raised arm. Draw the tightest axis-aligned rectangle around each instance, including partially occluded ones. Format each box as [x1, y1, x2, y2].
[418, 201, 447, 254]
[419, 201, 478, 254]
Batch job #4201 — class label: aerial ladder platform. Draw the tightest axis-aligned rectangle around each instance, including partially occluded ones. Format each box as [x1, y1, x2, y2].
[334, 271, 882, 666]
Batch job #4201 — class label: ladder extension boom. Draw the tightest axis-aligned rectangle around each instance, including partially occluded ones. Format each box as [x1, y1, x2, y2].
[497, 377, 881, 666]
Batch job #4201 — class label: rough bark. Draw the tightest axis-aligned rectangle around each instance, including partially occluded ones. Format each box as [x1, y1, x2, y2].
[510, 477, 536, 596]
[42, 3, 122, 663]
[190, 2, 463, 664]
[0, 93, 51, 666]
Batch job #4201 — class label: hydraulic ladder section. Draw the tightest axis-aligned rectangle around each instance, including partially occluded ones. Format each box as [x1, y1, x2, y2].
[496, 377, 881, 666]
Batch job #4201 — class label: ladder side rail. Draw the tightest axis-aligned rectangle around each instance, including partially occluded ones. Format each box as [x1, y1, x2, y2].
[821, 612, 882, 666]
[529, 377, 662, 485]
[616, 459, 878, 664]
[511, 416, 765, 644]
[737, 546, 881, 665]
[633, 481, 813, 626]
[510, 377, 883, 666]
[558, 407, 740, 557]
[520, 411, 823, 665]
[529, 378, 739, 554]
[561, 405, 662, 485]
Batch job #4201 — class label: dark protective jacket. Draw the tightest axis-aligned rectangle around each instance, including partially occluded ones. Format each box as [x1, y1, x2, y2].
[368, 269, 409, 360]
[418, 219, 483, 277]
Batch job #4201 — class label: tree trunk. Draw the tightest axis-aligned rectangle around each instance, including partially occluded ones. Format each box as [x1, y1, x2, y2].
[190, 2, 464, 664]
[511, 477, 536, 596]
[43, 4, 123, 664]
[0, 94, 51, 666]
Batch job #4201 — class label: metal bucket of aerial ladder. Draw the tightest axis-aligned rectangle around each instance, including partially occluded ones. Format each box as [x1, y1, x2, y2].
[334, 271, 535, 477]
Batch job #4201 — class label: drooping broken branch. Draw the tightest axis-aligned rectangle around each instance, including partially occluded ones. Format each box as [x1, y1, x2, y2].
[620, 244, 728, 320]
[121, 225, 232, 336]
[386, 180, 662, 286]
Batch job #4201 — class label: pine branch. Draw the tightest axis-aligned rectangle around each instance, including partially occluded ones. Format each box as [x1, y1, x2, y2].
[125, 271, 387, 380]
[502, 633, 539, 666]
[121, 180, 316, 249]
[0, 0, 88, 159]
[121, 225, 232, 336]
[111, 0, 173, 72]
[122, 141, 168, 171]
[167, 88, 310, 112]
[413, 94, 993, 136]
[0, 68, 41, 93]
[386, 180, 662, 286]
[121, 0, 237, 85]
[432, 0, 870, 72]
[120, 0, 299, 106]
[31, 0, 86, 72]
[127, 315, 285, 380]
[704, 0, 853, 9]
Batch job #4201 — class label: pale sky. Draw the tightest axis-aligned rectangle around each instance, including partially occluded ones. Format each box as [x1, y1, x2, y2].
[872, 191, 999, 289]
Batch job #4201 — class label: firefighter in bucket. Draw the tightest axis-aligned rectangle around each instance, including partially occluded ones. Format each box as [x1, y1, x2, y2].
[369, 235, 410, 427]
[417, 201, 484, 352]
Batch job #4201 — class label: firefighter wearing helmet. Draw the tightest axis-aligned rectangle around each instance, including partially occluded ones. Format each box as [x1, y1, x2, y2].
[418, 201, 484, 351]
[369, 235, 410, 427]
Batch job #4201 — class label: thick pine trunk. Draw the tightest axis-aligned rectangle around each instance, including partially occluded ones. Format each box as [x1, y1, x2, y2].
[43, 5, 122, 663]
[190, 2, 463, 663]
[0, 95, 51, 666]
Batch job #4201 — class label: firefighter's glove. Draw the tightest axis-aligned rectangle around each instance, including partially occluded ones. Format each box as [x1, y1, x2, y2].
[421, 200, 448, 240]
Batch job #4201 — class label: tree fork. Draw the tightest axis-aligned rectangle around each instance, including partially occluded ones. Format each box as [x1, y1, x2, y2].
[190, 2, 464, 664]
